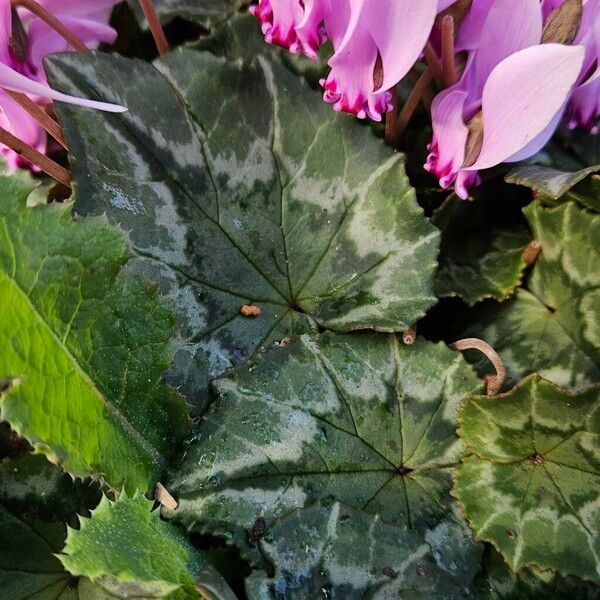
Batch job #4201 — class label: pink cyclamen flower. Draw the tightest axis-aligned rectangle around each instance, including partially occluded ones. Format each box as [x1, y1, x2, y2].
[425, 0, 586, 199]
[0, 0, 125, 170]
[251, 0, 449, 121]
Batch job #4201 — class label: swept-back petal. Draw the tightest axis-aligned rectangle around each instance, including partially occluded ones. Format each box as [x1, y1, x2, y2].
[0, 62, 127, 112]
[360, 0, 438, 90]
[466, 44, 585, 171]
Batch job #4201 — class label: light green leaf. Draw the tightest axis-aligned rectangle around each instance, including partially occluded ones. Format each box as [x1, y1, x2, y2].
[433, 193, 531, 305]
[245, 502, 468, 599]
[169, 332, 484, 583]
[60, 493, 233, 600]
[470, 547, 600, 599]
[460, 201, 600, 391]
[0, 176, 191, 492]
[0, 452, 101, 599]
[454, 375, 600, 583]
[48, 49, 439, 414]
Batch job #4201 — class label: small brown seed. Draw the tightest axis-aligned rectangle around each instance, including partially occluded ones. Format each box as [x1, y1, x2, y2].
[240, 304, 261, 317]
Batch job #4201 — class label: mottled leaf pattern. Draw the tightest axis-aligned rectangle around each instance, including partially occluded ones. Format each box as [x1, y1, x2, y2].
[169, 333, 483, 582]
[129, 0, 241, 25]
[433, 193, 531, 305]
[454, 376, 600, 583]
[60, 493, 228, 600]
[48, 49, 439, 414]
[471, 547, 600, 599]
[0, 453, 101, 599]
[0, 176, 190, 491]
[245, 503, 467, 599]
[460, 201, 600, 391]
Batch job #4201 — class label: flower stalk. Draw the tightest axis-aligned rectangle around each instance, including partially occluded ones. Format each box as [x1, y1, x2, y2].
[0, 125, 70, 186]
[441, 15, 457, 87]
[10, 0, 87, 51]
[138, 0, 170, 55]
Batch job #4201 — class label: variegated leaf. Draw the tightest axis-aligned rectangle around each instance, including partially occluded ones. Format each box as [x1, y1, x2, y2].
[471, 547, 600, 599]
[0, 453, 101, 599]
[245, 503, 468, 599]
[48, 49, 439, 414]
[460, 201, 600, 391]
[128, 0, 241, 26]
[433, 192, 531, 305]
[168, 333, 484, 583]
[454, 375, 600, 583]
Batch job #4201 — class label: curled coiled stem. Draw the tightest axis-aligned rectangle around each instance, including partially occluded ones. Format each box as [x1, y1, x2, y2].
[449, 337, 506, 396]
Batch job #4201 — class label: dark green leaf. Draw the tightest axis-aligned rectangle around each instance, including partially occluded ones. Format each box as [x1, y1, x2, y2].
[168, 332, 483, 582]
[128, 0, 242, 26]
[0, 453, 101, 599]
[49, 49, 439, 414]
[246, 502, 469, 599]
[433, 193, 531, 305]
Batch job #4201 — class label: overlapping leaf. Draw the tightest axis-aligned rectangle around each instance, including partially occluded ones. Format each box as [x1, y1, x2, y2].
[0, 176, 190, 492]
[454, 375, 600, 583]
[49, 48, 439, 414]
[246, 503, 467, 599]
[60, 493, 235, 599]
[460, 201, 600, 391]
[433, 192, 531, 305]
[168, 332, 483, 583]
[0, 452, 101, 599]
[128, 0, 241, 26]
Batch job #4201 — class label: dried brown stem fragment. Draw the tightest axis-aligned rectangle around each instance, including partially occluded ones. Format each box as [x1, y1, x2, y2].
[155, 482, 178, 510]
[402, 325, 417, 346]
[523, 240, 542, 266]
[449, 337, 506, 396]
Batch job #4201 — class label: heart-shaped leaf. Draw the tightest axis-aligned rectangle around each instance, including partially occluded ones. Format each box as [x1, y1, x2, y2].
[168, 332, 483, 583]
[0, 452, 101, 599]
[433, 191, 531, 305]
[128, 0, 241, 26]
[0, 176, 190, 491]
[48, 49, 439, 414]
[459, 200, 600, 391]
[60, 492, 235, 600]
[454, 375, 600, 583]
[245, 502, 468, 599]
[470, 547, 600, 599]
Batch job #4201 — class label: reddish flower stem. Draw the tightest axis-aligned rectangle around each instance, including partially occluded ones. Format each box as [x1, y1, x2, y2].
[11, 0, 87, 51]
[385, 85, 398, 147]
[395, 68, 434, 140]
[441, 15, 457, 88]
[423, 42, 444, 89]
[4, 90, 68, 149]
[449, 338, 506, 396]
[138, 0, 170, 55]
[0, 126, 70, 186]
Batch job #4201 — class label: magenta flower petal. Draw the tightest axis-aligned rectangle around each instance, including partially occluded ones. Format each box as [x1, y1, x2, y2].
[295, 0, 330, 58]
[566, 69, 600, 133]
[466, 44, 585, 171]
[250, 0, 305, 53]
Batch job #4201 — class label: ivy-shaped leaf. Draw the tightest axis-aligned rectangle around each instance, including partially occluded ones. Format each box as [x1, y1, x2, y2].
[460, 200, 600, 391]
[0, 452, 101, 599]
[432, 191, 531, 305]
[0, 176, 190, 492]
[48, 49, 439, 414]
[168, 332, 484, 583]
[59, 492, 236, 600]
[454, 375, 600, 583]
[245, 502, 468, 599]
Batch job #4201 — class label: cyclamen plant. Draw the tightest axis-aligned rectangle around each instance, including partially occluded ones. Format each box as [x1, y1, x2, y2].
[252, 0, 599, 198]
[0, 0, 598, 598]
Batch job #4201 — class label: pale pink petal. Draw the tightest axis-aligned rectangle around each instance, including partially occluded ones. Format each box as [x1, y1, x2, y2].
[0, 62, 127, 112]
[295, 0, 331, 59]
[466, 44, 585, 171]
[566, 68, 600, 132]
